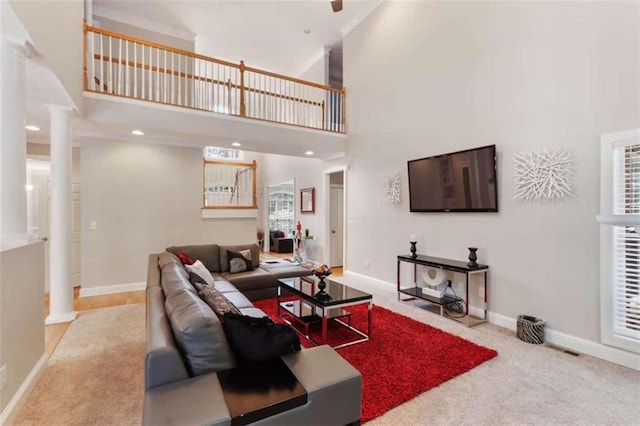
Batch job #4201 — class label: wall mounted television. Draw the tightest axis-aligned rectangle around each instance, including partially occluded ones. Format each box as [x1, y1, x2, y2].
[408, 144, 498, 212]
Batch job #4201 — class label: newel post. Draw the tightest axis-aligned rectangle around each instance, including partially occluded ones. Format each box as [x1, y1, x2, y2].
[239, 60, 246, 117]
[82, 20, 88, 91]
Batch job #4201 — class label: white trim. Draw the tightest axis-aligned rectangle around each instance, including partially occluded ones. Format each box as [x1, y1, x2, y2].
[82, 92, 347, 139]
[45, 311, 77, 325]
[599, 129, 640, 354]
[340, 0, 385, 38]
[596, 214, 640, 226]
[324, 167, 349, 268]
[92, 5, 197, 42]
[201, 208, 258, 219]
[0, 354, 48, 425]
[79, 281, 146, 298]
[345, 270, 640, 370]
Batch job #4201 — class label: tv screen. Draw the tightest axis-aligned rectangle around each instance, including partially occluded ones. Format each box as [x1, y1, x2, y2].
[408, 145, 498, 212]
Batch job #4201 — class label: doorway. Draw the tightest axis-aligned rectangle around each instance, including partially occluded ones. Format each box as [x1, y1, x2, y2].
[327, 170, 345, 268]
[26, 158, 82, 294]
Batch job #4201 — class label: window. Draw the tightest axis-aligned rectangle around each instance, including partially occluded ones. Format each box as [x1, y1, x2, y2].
[203, 146, 242, 161]
[268, 191, 294, 236]
[600, 129, 640, 353]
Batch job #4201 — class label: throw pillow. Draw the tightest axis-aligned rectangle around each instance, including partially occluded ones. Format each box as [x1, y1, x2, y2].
[176, 251, 195, 265]
[185, 260, 215, 287]
[228, 250, 254, 274]
[221, 312, 301, 364]
[195, 282, 241, 316]
[239, 249, 252, 262]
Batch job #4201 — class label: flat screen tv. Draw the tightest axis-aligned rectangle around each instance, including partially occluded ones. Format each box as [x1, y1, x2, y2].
[408, 145, 498, 212]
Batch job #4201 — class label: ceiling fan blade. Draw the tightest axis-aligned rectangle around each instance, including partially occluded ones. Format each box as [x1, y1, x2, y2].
[331, 0, 343, 13]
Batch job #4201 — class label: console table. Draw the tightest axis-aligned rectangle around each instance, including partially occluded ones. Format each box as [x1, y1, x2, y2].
[397, 254, 488, 327]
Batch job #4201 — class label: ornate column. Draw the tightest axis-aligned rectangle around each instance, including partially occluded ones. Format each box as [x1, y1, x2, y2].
[0, 37, 28, 248]
[46, 106, 76, 324]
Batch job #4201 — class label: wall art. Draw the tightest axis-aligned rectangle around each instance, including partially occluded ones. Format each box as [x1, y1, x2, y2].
[513, 147, 573, 200]
[378, 171, 401, 204]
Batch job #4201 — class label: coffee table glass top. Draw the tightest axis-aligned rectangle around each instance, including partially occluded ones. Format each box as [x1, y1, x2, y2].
[277, 276, 372, 307]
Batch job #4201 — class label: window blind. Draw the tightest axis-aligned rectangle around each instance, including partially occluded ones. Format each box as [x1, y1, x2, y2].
[611, 144, 640, 341]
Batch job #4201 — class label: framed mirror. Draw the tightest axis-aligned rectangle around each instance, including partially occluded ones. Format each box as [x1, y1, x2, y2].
[300, 187, 315, 214]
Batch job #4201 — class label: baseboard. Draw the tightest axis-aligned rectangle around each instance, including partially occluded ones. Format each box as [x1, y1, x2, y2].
[345, 271, 640, 371]
[0, 354, 48, 425]
[79, 281, 146, 298]
[489, 312, 639, 370]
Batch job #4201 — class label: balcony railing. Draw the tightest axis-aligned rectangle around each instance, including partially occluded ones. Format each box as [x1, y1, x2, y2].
[83, 23, 346, 133]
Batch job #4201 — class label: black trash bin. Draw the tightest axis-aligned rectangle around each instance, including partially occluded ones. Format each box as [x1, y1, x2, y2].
[516, 315, 545, 344]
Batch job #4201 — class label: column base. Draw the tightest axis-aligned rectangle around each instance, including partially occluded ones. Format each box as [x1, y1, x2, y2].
[45, 311, 78, 324]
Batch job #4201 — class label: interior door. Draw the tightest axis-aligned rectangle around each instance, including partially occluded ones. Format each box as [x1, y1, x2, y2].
[330, 185, 344, 268]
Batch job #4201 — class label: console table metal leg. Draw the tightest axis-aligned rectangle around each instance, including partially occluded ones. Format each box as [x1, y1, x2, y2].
[465, 274, 470, 327]
[368, 301, 372, 337]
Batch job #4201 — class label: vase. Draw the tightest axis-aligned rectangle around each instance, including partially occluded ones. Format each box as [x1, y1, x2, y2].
[410, 242, 417, 259]
[467, 247, 478, 267]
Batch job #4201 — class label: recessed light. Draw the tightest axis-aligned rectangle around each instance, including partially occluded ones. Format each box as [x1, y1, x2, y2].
[305, 151, 314, 156]
[304, 29, 311, 34]
[131, 130, 144, 136]
[25, 125, 40, 131]
[232, 142, 241, 147]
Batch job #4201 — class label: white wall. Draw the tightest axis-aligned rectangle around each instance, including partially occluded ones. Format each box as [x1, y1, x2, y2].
[344, 1, 639, 343]
[299, 52, 327, 85]
[81, 140, 261, 289]
[10, 0, 84, 110]
[0, 241, 45, 415]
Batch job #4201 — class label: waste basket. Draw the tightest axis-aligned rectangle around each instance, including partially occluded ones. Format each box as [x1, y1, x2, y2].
[516, 315, 545, 344]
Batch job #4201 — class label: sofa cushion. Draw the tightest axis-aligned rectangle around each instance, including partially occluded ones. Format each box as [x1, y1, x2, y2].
[214, 280, 239, 294]
[221, 268, 274, 291]
[158, 252, 182, 269]
[195, 283, 241, 316]
[263, 265, 313, 280]
[164, 289, 236, 376]
[219, 244, 260, 272]
[160, 262, 198, 299]
[227, 250, 254, 274]
[167, 244, 220, 272]
[221, 291, 254, 309]
[185, 260, 216, 287]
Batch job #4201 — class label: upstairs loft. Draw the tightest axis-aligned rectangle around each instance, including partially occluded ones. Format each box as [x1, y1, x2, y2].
[82, 23, 347, 159]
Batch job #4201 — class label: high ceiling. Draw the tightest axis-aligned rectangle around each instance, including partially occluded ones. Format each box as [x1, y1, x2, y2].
[93, 0, 379, 76]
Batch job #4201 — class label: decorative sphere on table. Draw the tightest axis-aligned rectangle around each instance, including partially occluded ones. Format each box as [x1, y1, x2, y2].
[467, 247, 478, 267]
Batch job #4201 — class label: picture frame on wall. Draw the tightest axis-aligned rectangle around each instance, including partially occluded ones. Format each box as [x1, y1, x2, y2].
[300, 187, 315, 214]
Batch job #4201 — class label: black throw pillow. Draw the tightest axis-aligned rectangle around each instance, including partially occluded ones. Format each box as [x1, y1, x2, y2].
[227, 250, 254, 274]
[221, 313, 301, 364]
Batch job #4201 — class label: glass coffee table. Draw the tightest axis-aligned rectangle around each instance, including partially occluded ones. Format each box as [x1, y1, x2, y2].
[277, 276, 372, 349]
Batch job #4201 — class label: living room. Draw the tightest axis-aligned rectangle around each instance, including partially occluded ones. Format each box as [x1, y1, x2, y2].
[1, 0, 639, 424]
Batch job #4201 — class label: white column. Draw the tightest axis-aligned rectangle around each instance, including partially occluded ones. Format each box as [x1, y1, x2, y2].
[46, 106, 77, 324]
[0, 37, 28, 249]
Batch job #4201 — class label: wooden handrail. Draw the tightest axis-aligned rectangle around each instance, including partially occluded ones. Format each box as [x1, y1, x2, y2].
[85, 24, 344, 95]
[92, 54, 325, 107]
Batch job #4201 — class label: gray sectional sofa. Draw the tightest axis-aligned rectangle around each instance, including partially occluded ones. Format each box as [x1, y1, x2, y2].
[143, 244, 362, 425]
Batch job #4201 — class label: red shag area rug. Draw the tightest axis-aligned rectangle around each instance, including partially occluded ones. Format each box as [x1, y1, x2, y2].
[254, 299, 498, 423]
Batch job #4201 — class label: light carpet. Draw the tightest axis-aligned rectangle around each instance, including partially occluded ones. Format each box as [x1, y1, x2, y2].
[12, 284, 640, 425]
[13, 304, 145, 426]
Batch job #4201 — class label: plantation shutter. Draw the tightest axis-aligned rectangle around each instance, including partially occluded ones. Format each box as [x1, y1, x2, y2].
[611, 143, 640, 341]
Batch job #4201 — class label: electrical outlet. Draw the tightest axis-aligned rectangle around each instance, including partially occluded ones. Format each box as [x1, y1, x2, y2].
[364, 260, 370, 269]
[0, 364, 6, 392]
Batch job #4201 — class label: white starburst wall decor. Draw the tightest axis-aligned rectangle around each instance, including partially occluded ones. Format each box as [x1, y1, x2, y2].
[377, 171, 401, 204]
[513, 147, 574, 200]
